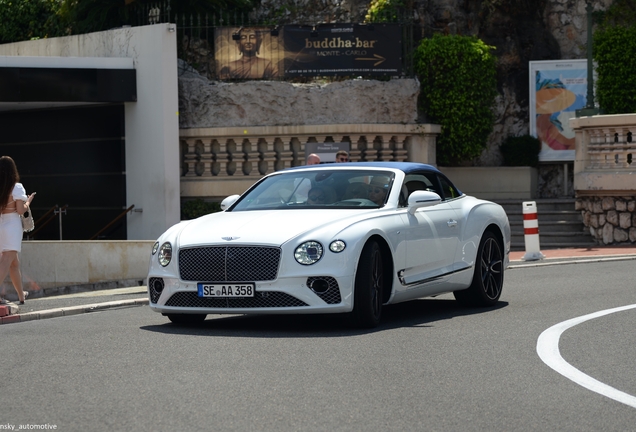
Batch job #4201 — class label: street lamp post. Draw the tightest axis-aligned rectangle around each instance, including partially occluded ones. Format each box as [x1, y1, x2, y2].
[576, 0, 599, 117]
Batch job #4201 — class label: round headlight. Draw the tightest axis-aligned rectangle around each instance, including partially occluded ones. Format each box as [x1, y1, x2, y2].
[294, 241, 323, 265]
[329, 240, 346, 253]
[158, 242, 172, 267]
[151, 241, 159, 255]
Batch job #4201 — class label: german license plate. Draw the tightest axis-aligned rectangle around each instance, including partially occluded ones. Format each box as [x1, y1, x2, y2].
[197, 283, 255, 298]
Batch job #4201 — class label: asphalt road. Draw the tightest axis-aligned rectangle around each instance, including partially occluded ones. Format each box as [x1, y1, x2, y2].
[0, 260, 635, 432]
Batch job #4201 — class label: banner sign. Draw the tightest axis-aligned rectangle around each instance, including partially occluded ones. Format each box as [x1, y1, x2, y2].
[529, 60, 589, 162]
[215, 24, 402, 80]
[283, 24, 402, 77]
[215, 27, 284, 80]
[305, 142, 350, 164]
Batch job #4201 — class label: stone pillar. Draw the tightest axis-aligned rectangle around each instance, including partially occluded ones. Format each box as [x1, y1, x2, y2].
[258, 138, 277, 175]
[182, 138, 199, 177]
[200, 139, 213, 177]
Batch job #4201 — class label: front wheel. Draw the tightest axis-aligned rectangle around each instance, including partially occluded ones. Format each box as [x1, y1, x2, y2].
[166, 313, 207, 325]
[351, 240, 384, 328]
[454, 231, 503, 306]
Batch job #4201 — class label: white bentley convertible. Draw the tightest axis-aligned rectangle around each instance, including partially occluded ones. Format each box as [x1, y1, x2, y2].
[147, 162, 511, 327]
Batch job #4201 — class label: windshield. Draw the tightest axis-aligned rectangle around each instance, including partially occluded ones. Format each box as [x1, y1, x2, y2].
[231, 169, 395, 211]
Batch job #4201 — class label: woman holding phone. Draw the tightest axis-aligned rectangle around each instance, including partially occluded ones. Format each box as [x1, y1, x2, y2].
[0, 156, 36, 304]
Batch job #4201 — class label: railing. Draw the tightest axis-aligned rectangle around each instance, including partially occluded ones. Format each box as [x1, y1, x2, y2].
[127, 2, 416, 81]
[587, 128, 634, 169]
[90, 205, 136, 240]
[179, 123, 440, 198]
[571, 114, 636, 194]
[25, 205, 68, 240]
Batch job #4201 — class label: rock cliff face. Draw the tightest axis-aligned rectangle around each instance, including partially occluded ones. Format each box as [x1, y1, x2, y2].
[179, 70, 420, 128]
[179, 0, 615, 167]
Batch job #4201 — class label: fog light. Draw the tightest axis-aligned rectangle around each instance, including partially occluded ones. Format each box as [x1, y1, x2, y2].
[309, 278, 329, 294]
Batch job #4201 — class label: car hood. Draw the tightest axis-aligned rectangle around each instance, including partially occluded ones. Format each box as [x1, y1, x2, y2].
[177, 209, 371, 247]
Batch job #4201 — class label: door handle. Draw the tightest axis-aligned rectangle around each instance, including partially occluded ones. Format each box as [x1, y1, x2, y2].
[447, 219, 458, 228]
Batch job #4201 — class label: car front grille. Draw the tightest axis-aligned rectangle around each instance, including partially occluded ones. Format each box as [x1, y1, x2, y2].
[179, 246, 281, 282]
[164, 291, 308, 308]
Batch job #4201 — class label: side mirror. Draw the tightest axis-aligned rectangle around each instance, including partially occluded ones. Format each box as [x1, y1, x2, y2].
[407, 190, 442, 214]
[220, 194, 240, 211]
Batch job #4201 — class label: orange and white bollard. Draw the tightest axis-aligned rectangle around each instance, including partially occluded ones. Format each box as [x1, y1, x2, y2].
[522, 201, 545, 261]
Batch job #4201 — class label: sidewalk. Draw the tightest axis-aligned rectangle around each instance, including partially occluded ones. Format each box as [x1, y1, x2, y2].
[509, 245, 636, 263]
[0, 286, 149, 324]
[1, 245, 635, 325]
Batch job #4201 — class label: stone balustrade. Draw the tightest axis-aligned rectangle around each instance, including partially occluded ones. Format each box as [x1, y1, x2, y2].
[570, 114, 636, 245]
[179, 123, 440, 199]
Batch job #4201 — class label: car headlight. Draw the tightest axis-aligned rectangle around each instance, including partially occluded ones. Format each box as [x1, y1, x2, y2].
[295, 241, 323, 265]
[158, 242, 172, 267]
[329, 240, 346, 253]
[151, 241, 159, 255]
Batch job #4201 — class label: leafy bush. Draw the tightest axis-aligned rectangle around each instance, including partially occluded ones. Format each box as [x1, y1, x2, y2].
[594, 26, 636, 114]
[413, 34, 498, 166]
[181, 199, 221, 220]
[0, 0, 64, 43]
[499, 135, 540, 167]
[365, 0, 404, 23]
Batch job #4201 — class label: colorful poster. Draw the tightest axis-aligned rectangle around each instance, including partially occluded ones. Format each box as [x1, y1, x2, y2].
[529, 60, 589, 162]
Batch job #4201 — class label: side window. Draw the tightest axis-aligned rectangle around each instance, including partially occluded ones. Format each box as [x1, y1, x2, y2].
[438, 175, 460, 201]
[401, 173, 442, 206]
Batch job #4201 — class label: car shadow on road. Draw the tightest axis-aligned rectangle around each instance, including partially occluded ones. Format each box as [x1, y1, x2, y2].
[140, 297, 509, 338]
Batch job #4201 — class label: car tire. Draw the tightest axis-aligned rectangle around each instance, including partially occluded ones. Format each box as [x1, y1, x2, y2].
[166, 314, 207, 325]
[453, 231, 503, 306]
[351, 240, 384, 328]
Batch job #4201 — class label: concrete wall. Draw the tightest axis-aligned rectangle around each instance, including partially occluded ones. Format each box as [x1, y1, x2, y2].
[0, 24, 181, 241]
[440, 167, 538, 201]
[10, 241, 155, 297]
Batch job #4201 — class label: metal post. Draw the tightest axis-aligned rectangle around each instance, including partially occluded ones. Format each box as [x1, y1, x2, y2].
[576, 0, 599, 117]
[54, 205, 67, 240]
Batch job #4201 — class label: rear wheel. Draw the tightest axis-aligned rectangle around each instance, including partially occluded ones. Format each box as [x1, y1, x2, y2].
[166, 314, 207, 325]
[454, 231, 503, 306]
[351, 241, 384, 328]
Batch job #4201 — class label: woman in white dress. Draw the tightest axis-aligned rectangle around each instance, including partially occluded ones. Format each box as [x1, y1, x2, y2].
[0, 156, 36, 304]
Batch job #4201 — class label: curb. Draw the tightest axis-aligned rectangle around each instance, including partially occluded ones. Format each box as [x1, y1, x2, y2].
[509, 254, 636, 269]
[0, 297, 149, 325]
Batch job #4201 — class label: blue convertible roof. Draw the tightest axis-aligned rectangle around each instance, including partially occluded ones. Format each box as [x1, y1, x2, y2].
[284, 161, 441, 175]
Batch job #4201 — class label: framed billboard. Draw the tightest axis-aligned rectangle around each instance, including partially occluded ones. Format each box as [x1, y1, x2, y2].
[215, 24, 402, 80]
[529, 60, 590, 162]
[283, 24, 402, 77]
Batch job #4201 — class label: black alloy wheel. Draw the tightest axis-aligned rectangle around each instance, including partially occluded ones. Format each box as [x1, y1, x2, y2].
[454, 231, 503, 306]
[351, 240, 384, 328]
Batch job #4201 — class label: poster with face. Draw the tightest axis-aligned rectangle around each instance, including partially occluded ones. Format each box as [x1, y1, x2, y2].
[529, 60, 590, 162]
[215, 27, 283, 80]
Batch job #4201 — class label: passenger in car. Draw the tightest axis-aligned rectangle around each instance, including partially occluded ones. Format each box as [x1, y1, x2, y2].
[368, 176, 390, 206]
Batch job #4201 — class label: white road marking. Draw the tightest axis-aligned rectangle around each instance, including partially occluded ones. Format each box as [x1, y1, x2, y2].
[537, 304, 636, 408]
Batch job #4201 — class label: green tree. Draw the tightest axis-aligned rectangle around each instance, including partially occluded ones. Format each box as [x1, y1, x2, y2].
[414, 34, 498, 166]
[0, 0, 256, 43]
[593, 0, 636, 114]
[0, 0, 64, 43]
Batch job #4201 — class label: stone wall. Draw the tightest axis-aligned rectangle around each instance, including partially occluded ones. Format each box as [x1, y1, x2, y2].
[178, 65, 420, 128]
[577, 197, 636, 245]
